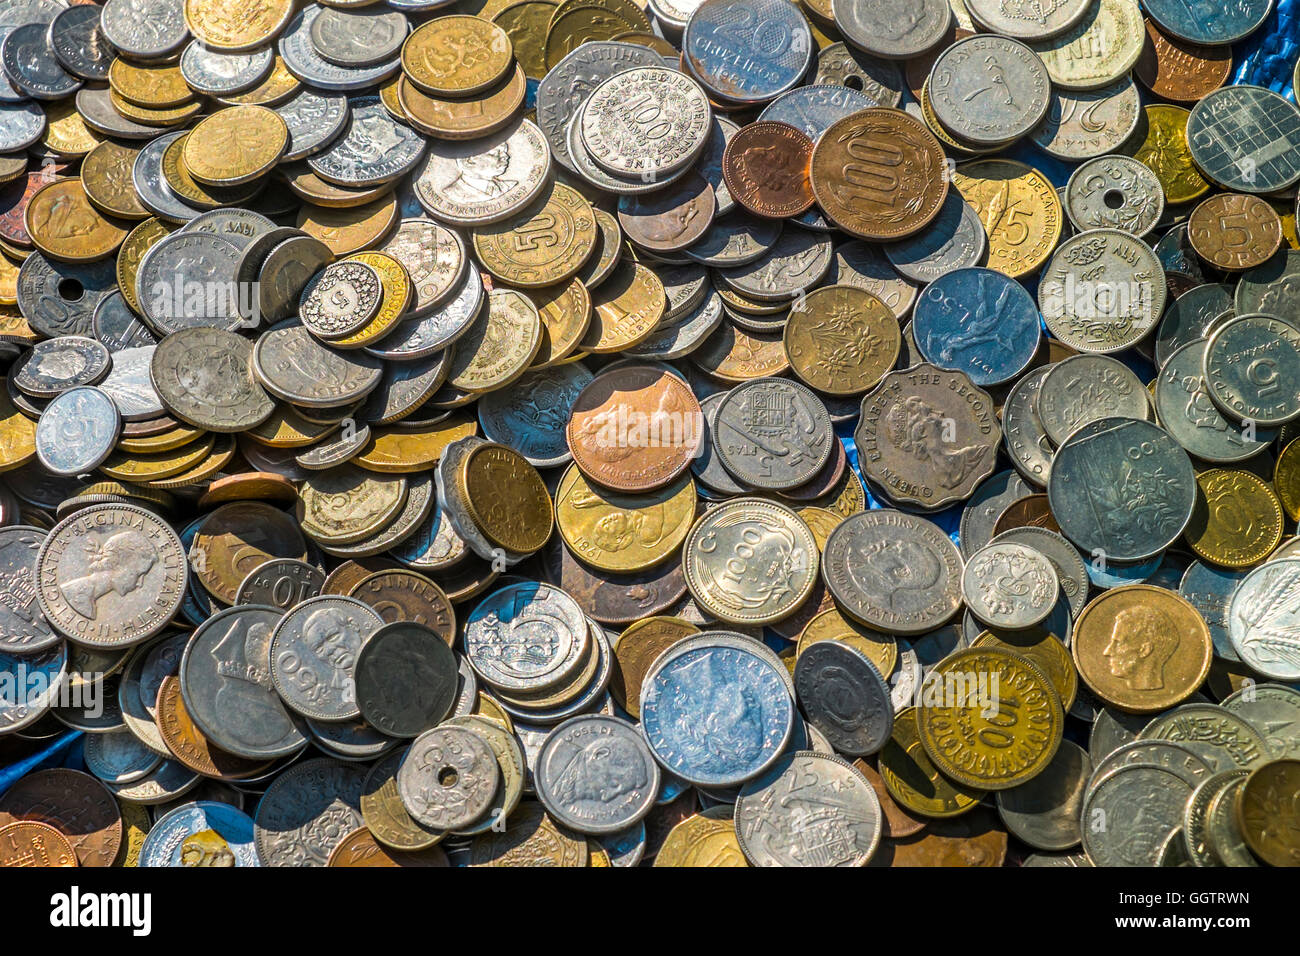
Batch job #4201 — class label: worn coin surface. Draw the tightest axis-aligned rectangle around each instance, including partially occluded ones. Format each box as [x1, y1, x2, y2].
[535, 714, 659, 834]
[398, 724, 500, 830]
[794, 640, 893, 756]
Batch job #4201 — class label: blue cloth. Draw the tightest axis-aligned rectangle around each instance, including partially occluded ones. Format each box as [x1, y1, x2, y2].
[1231, 1, 1298, 101]
[0, 731, 81, 798]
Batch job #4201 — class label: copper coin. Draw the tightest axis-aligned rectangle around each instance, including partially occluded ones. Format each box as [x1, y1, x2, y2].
[542, 536, 688, 626]
[854, 758, 927, 839]
[721, 121, 816, 219]
[197, 472, 299, 509]
[991, 493, 1061, 536]
[0, 166, 63, 248]
[778, 437, 847, 502]
[192, 501, 309, 605]
[0, 768, 122, 867]
[1188, 193, 1283, 272]
[347, 569, 456, 645]
[870, 807, 1007, 866]
[1133, 18, 1230, 105]
[566, 364, 702, 492]
[155, 676, 273, 780]
[617, 172, 716, 253]
[321, 556, 401, 596]
[0, 820, 79, 867]
[327, 825, 449, 866]
[810, 108, 948, 241]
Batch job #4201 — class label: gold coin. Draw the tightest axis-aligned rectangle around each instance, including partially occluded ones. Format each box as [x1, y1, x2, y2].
[794, 506, 840, 551]
[523, 277, 591, 367]
[107, 90, 203, 127]
[784, 285, 899, 395]
[691, 323, 789, 382]
[0, 254, 17, 306]
[1185, 469, 1283, 568]
[543, 0, 648, 71]
[609, 30, 679, 59]
[144, 433, 237, 488]
[1124, 104, 1210, 205]
[587, 840, 611, 866]
[183, 106, 289, 186]
[117, 422, 207, 455]
[99, 433, 218, 482]
[611, 616, 699, 718]
[1274, 438, 1300, 521]
[402, 16, 514, 96]
[473, 692, 514, 732]
[653, 807, 748, 867]
[917, 647, 1064, 790]
[1027, 0, 1144, 90]
[806, 466, 867, 518]
[25, 179, 127, 263]
[108, 58, 192, 107]
[41, 100, 101, 157]
[951, 159, 1062, 278]
[971, 626, 1078, 712]
[796, 607, 898, 678]
[578, 260, 665, 353]
[354, 413, 478, 474]
[297, 195, 399, 256]
[1237, 759, 1300, 867]
[878, 707, 985, 819]
[298, 466, 408, 545]
[460, 442, 554, 553]
[246, 404, 337, 448]
[492, 0, 556, 79]
[281, 165, 395, 209]
[117, 218, 175, 316]
[0, 303, 37, 343]
[556, 464, 695, 573]
[331, 252, 412, 349]
[0, 390, 36, 473]
[113, 799, 150, 868]
[578, 207, 622, 289]
[81, 141, 149, 220]
[218, 55, 301, 106]
[162, 134, 263, 210]
[472, 183, 596, 288]
[378, 76, 409, 124]
[469, 801, 587, 866]
[1071, 584, 1212, 713]
[397, 66, 527, 141]
[447, 288, 543, 392]
[185, 0, 295, 51]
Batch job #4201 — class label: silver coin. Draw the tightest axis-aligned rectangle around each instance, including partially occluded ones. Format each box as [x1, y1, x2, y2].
[1187, 85, 1300, 195]
[12, 335, 109, 397]
[413, 117, 550, 227]
[1235, 248, 1300, 317]
[832, 0, 952, 59]
[1227, 559, 1300, 682]
[960, 469, 1033, 558]
[256, 235, 334, 324]
[182, 207, 277, 250]
[1, 21, 81, 100]
[1031, 78, 1141, 161]
[1138, 703, 1270, 772]
[691, 390, 748, 496]
[812, 41, 906, 106]
[141, 801, 259, 866]
[1204, 313, 1300, 426]
[95, 345, 164, 421]
[1038, 228, 1166, 353]
[1087, 739, 1214, 799]
[758, 84, 878, 141]
[565, 109, 692, 197]
[0, 641, 65, 734]
[253, 322, 384, 408]
[1037, 353, 1149, 446]
[35, 386, 120, 477]
[0, 0, 64, 29]
[132, 131, 203, 222]
[1178, 559, 1245, 662]
[463, 582, 589, 692]
[681, 210, 782, 268]
[274, 88, 349, 162]
[0, 26, 25, 102]
[962, 541, 1059, 629]
[180, 41, 274, 95]
[435, 435, 529, 566]
[101, 0, 188, 59]
[477, 362, 591, 469]
[1082, 763, 1193, 866]
[795, 640, 893, 756]
[48, 5, 112, 82]
[990, 526, 1089, 620]
[92, 291, 157, 352]
[294, 423, 369, 471]
[366, 267, 482, 361]
[1155, 338, 1276, 463]
[307, 715, 397, 761]
[268, 595, 383, 721]
[397, 724, 500, 830]
[735, 750, 883, 866]
[928, 34, 1050, 145]
[1220, 683, 1300, 759]
[1155, 283, 1234, 368]
[299, 261, 382, 339]
[253, 758, 364, 866]
[690, 116, 739, 216]
[234, 559, 324, 611]
[716, 226, 832, 302]
[579, 66, 711, 179]
[0, 99, 45, 153]
[308, 95, 425, 187]
[1064, 154, 1164, 236]
[626, 289, 724, 360]
[829, 239, 918, 319]
[389, 497, 468, 572]
[103, 759, 200, 806]
[883, 192, 986, 283]
[967, 0, 1091, 38]
[72, 84, 153, 140]
[0, 526, 56, 655]
[535, 714, 660, 834]
[278, 4, 401, 92]
[713, 378, 833, 490]
[996, 739, 1090, 851]
[137, 231, 243, 333]
[83, 727, 162, 785]
[308, 4, 408, 68]
[374, 217, 466, 318]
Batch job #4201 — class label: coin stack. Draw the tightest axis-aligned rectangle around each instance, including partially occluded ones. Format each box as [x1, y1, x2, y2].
[0, 0, 1298, 871]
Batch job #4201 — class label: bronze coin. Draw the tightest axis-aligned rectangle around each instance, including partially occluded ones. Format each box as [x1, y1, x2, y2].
[721, 121, 816, 219]
[327, 825, 449, 866]
[991, 493, 1061, 536]
[155, 676, 273, 781]
[321, 556, 402, 596]
[191, 501, 309, 605]
[347, 569, 456, 645]
[869, 807, 1007, 867]
[1133, 18, 1231, 104]
[854, 758, 928, 839]
[778, 437, 847, 502]
[197, 472, 299, 509]
[0, 820, 78, 867]
[617, 172, 716, 253]
[0, 768, 122, 867]
[0, 166, 62, 248]
[541, 535, 688, 626]
[1188, 193, 1283, 272]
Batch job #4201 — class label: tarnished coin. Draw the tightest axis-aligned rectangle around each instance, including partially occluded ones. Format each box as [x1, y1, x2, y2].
[912, 267, 1039, 387]
[1187, 86, 1300, 195]
[883, 192, 986, 284]
[137, 232, 245, 334]
[1037, 353, 1149, 446]
[714, 378, 833, 491]
[683, 0, 813, 102]
[535, 714, 659, 835]
[254, 323, 383, 408]
[398, 724, 500, 831]
[35, 386, 120, 477]
[299, 261, 382, 339]
[961, 542, 1058, 630]
[1237, 759, 1300, 867]
[1188, 194, 1282, 272]
[151, 327, 275, 433]
[0, 526, 55, 654]
[269, 595, 383, 720]
[795, 641, 893, 756]
[1027, 0, 1144, 90]
[13, 336, 110, 398]
[720, 122, 813, 219]
[832, 0, 951, 59]
[928, 35, 1050, 145]
[1203, 314, 1300, 426]
[253, 758, 364, 866]
[192, 501, 308, 606]
[402, 15, 512, 97]
[783, 286, 899, 396]
[1031, 78, 1141, 161]
[995, 739, 1089, 851]
[469, 800, 586, 866]
[1063, 154, 1164, 236]
[0, 768, 121, 867]
[354, 622, 458, 738]
[1082, 763, 1193, 866]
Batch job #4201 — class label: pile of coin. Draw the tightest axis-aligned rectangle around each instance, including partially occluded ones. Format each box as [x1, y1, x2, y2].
[0, 0, 1298, 869]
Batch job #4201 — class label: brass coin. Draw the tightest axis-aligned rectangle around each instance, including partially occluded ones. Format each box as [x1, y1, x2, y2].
[653, 806, 747, 867]
[1124, 104, 1210, 205]
[555, 464, 694, 573]
[397, 65, 527, 141]
[1274, 438, 1300, 522]
[192, 501, 308, 605]
[692, 323, 789, 382]
[183, 106, 289, 187]
[41, 101, 102, 158]
[1188, 193, 1283, 272]
[1237, 759, 1300, 867]
[25, 179, 127, 264]
[1184, 469, 1283, 569]
[117, 218, 175, 316]
[878, 707, 984, 819]
[402, 16, 514, 96]
[0, 389, 37, 473]
[784, 285, 899, 395]
[951, 159, 1062, 278]
[971, 625, 1078, 713]
[354, 412, 478, 474]
[610, 616, 699, 719]
[108, 59, 193, 108]
[81, 142, 150, 220]
[795, 606, 899, 678]
[578, 261, 665, 353]
[281, 166, 394, 209]
[492, 0, 556, 79]
[218, 55, 301, 107]
[522, 278, 591, 367]
[472, 183, 596, 288]
[99, 433, 217, 482]
[297, 195, 399, 257]
[161, 134, 263, 210]
[330, 252, 412, 349]
[297, 465, 408, 545]
[107, 91, 203, 128]
[460, 442, 554, 553]
[185, 0, 296, 51]
[447, 288, 542, 392]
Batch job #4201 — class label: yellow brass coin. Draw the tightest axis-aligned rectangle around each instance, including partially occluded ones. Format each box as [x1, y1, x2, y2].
[81, 141, 150, 220]
[492, 0, 556, 79]
[611, 616, 699, 718]
[331, 252, 412, 349]
[917, 647, 1064, 790]
[41, 100, 100, 157]
[1185, 469, 1283, 568]
[878, 707, 984, 819]
[920, 80, 998, 157]
[114, 800, 150, 868]
[578, 207, 622, 289]
[281, 165, 394, 209]
[354, 413, 478, 474]
[107, 90, 203, 127]
[402, 16, 514, 96]
[473, 692, 514, 732]
[1274, 438, 1300, 521]
[298, 466, 408, 545]
[523, 277, 591, 367]
[805, 467, 867, 518]
[609, 30, 679, 59]
[794, 506, 841, 551]
[555, 464, 695, 573]
[971, 626, 1078, 712]
[1071, 584, 1213, 713]
[653, 807, 748, 867]
[99, 433, 218, 482]
[1238, 759, 1300, 867]
[144, 433, 237, 489]
[117, 218, 176, 317]
[162, 134, 262, 210]
[460, 442, 554, 552]
[578, 261, 665, 353]
[108, 58, 193, 107]
[543, 0, 649, 71]
[183, 106, 289, 186]
[0, 303, 37, 343]
[297, 195, 399, 256]
[379, 76, 409, 124]
[784, 285, 899, 395]
[397, 66, 527, 141]
[1124, 104, 1210, 205]
[245, 404, 337, 448]
[1027, 0, 1144, 90]
[117, 422, 208, 455]
[218, 55, 301, 106]
[472, 183, 596, 288]
[0, 254, 17, 306]
[587, 840, 611, 866]
[691, 323, 789, 382]
[951, 159, 1062, 279]
[184, 0, 296, 51]
[796, 606, 898, 678]
[0, 390, 36, 473]
[447, 288, 543, 392]
[25, 179, 127, 264]
[469, 802, 587, 866]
